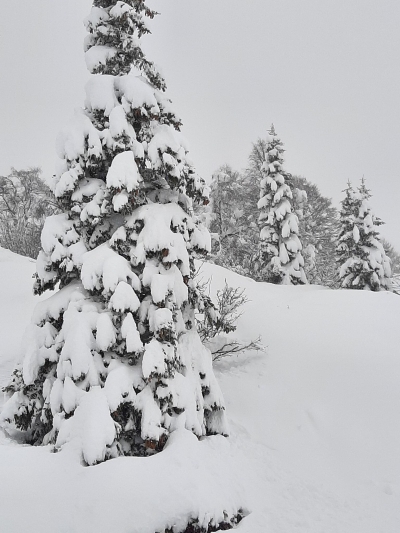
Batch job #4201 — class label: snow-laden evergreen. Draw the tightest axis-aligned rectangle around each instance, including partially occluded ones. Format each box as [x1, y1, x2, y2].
[0, 0, 228, 466]
[336, 181, 359, 286]
[257, 125, 307, 285]
[336, 179, 391, 291]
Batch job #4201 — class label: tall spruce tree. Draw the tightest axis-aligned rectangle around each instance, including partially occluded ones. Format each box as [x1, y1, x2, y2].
[257, 125, 307, 284]
[1, 0, 228, 465]
[336, 181, 359, 287]
[336, 179, 391, 291]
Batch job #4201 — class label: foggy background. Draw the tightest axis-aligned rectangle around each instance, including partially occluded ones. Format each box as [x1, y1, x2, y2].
[1, 0, 399, 247]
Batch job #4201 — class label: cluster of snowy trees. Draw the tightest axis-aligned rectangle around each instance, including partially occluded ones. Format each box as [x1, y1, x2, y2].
[0, 2, 397, 532]
[0, 0, 397, 487]
[4, 138, 395, 294]
[207, 126, 396, 292]
[208, 135, 340, 287]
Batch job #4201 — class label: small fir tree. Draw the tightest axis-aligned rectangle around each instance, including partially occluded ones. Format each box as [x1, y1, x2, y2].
[257, 125, 307, 284]
[1, 0, 228, 466]
[336, 179, 391, 291]
[355, 179, 391, 290]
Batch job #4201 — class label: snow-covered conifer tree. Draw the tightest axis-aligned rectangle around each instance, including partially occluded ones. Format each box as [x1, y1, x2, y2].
[336, 181, 359, 286]
[257, 125, 307, 284]
[1, 0, 228, 465]
[336, 179, 391, 291]
[383, 239, 400, 294]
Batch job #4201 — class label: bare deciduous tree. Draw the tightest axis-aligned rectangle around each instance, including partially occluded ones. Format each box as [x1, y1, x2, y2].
[0, 168, 58, 258]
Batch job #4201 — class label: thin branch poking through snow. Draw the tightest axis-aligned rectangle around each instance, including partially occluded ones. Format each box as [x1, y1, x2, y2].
[196, 278, 264, 361]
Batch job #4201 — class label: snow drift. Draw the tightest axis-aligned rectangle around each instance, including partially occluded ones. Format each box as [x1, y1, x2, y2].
[1, 248, 400, 532]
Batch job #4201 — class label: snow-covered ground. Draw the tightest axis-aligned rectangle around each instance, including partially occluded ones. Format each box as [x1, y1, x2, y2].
[1, 248, 399, 532]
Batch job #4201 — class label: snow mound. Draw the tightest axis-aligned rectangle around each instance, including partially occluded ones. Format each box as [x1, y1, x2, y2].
[0, 248, 42, 391]
[0, 427, 244, 533]
[0, 246, 34, 263]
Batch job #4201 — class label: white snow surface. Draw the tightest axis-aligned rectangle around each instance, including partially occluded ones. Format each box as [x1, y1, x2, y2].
[1, 248, 400, 532]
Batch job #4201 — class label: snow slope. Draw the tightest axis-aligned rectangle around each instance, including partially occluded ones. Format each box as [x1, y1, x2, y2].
[201, 262, 400, 532]
[0, 249, 38, 392]
[1, 248, 399, 532]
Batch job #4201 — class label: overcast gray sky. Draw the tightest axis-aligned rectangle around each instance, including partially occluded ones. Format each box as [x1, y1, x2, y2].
[1, 0, 399, 248]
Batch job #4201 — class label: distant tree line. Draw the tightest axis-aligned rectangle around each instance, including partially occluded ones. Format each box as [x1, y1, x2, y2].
[1, 129, 398, 292]
[204, 125, 398, 292]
